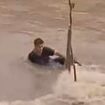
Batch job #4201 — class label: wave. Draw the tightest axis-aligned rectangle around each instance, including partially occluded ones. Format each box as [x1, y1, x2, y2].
[0, 65, 105, 105]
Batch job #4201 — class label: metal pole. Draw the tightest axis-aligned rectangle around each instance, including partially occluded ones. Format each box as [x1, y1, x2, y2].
[66, 0, 77, 81]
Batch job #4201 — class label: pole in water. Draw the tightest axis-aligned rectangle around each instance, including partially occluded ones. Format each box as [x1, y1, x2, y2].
[66, 0, 77, 81]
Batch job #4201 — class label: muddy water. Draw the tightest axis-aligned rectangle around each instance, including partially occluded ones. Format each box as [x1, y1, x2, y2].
[0, 0, 105, 104]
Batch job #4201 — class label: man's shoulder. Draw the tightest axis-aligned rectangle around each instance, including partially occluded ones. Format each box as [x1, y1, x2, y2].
[43, 46, 50, 49]
[43, 46, 54, 51]
[42, 46, 55, 56]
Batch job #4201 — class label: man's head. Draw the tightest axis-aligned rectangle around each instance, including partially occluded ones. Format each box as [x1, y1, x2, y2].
[34, 38, 44, 52]
[34, 38, 44, 46]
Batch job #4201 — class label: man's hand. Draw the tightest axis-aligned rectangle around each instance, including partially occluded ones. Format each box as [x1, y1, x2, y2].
[74, 59, 82, 66]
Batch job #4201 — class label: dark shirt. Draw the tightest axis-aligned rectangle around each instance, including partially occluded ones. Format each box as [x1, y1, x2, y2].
[28, 47, 54, 65]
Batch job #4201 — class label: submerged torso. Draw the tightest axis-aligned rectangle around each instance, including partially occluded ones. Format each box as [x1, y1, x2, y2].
[28, 47, 54, 65]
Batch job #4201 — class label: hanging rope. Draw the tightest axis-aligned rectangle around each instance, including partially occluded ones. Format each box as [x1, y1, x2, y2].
[66, 0, 77, 81]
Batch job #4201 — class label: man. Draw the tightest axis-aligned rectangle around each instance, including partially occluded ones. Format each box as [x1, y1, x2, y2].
[28, 38, 65, 65]
[28, 38, 81, 66]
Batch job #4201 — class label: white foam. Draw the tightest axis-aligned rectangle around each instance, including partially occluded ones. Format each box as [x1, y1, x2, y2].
[53, 65, 105, 100]
[0, 65, 105, 105]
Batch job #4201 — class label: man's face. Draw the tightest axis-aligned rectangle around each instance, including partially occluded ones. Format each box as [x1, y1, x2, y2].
[35, 44, 44, 53]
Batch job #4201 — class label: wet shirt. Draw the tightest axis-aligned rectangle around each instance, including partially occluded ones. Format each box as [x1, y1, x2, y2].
[28, 47, 54, 65]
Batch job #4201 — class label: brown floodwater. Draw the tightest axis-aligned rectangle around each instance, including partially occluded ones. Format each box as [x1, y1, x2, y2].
[0, 0, 105, 104]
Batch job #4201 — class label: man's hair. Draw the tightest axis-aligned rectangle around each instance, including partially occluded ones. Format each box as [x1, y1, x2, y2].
[34, 38, 44, 46]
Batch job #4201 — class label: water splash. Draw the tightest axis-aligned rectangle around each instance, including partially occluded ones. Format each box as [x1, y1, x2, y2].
[0, 65, 105, 105]
[54, 66, 105, 99]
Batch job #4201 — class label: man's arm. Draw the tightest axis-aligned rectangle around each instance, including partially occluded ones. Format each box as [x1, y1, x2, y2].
[54, 50, 65, 58]
[54, 50, 82, 66]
